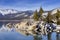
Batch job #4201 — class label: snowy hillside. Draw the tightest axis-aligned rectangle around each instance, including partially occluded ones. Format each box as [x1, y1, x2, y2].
[42, 8, 60, 18]
[51, 8, 60, 15]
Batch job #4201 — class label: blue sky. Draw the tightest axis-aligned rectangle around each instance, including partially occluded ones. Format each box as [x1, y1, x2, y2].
[0, 0, 60, 11]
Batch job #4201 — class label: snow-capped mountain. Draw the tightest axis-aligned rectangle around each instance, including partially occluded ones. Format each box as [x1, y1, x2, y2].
[0, 9, 19, 15]
[0, 8, 60, 20]
[0, 9, 33, 20]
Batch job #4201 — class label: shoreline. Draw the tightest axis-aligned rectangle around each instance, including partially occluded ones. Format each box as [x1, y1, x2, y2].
[0, 20, 21, 22]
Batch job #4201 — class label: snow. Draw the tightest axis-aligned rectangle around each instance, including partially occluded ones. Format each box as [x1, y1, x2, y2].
[52, 23, 57, 27]
[51, 8, 60, 15]
[42, 12, 48, 16]
[42, 12, 48, 18]
[51, 9, 57, 15]
[14, 13, 26, 17]
[30, 15, 33, 18]
[24, 15, 28, 17]
[0, 9, 19, 15]
[56, 25, 60, 29]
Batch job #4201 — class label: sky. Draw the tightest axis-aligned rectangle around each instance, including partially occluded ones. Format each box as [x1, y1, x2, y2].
[0, 0, 60, 11]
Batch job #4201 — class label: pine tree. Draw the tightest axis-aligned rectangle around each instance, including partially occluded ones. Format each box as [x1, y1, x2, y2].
[33, 10, 39, 21]
[39, 7, 44, 17]
[56, 10, 60, 20]
[56, 10, 60, 25]
[57, 19, 60, 25]
[46, 11, 52, 23]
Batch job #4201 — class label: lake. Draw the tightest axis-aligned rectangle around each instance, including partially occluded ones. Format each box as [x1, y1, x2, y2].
[0, 22, 60, 40]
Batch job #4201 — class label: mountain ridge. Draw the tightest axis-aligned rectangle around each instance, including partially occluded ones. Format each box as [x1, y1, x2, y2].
[0, 8, 60, 20]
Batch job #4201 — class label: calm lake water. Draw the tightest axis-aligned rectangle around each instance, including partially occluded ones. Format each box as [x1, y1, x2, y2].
[0, 22, 60, 40]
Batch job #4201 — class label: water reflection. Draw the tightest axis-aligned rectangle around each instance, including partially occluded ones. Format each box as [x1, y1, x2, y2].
[33, 35, 42, 40]
[0, 22, 60, 40]
[0, 22, 3, 28]
[56, 33, 60, 40]
[47, 32, 51, 40]
[32, 32, 60, 40]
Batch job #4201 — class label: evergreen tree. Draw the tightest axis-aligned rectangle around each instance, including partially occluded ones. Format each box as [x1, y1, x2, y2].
[39, 7, 44, 17]
[56, 10, 60, 20]
[46, 11, 52, 23]
[57, 19, 60, 25]
[56, 10, 60, 25]
[33, 10, 39, 21]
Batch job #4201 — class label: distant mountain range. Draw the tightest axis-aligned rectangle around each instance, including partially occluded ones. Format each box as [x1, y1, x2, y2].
[0, 9, 33, 20]
[0, 8, 60, 20]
